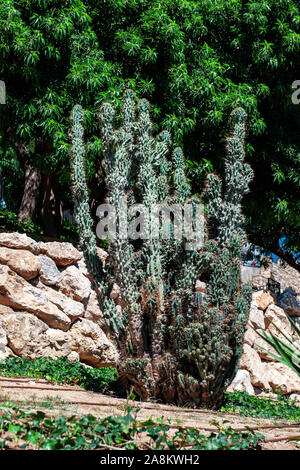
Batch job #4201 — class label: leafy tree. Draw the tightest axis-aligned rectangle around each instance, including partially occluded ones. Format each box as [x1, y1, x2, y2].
[0, 0, 299, 268]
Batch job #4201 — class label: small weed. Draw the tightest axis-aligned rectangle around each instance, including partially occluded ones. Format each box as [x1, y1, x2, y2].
[221, 391, 300, 421]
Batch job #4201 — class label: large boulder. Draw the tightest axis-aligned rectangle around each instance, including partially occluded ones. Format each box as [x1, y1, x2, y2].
[239, 343, 271, 390]
[0, 265, 71, 331]
[84, 290, 106, 330]
[38, 255, 63, 285]
[0, 246, 41, 280]
[69, 318, 119, 367]
[251, 304, 295, 361]
[0, 320, 7, 347]
[264, 362, 300, 394]
[226, 369, 255, 395]
[33, 280, 84, 322]
[248, 305, 265, 330]
[264, 304, 294, 337]
[1, 312, 72, 359]
[252, 291, 274, 311]
[59, 265, 91, 302]
[39, 241, 82, 266]
[0, 346, 13, 361]
[0, 232, 39, 254]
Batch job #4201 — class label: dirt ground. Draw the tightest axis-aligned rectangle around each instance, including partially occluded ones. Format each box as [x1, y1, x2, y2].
[0, 376, 299, 450]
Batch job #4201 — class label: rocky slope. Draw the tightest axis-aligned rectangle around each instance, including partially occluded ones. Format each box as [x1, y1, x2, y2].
[0, 232, 299, 398]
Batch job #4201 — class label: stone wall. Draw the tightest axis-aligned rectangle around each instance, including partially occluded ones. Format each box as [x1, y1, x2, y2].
[0, 232, 299, 398]
[0, 232, 118, 367]
[228, 291, 300, 396]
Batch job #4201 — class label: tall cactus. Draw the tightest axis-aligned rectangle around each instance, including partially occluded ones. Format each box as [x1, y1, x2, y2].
[70, 91, 253, 408]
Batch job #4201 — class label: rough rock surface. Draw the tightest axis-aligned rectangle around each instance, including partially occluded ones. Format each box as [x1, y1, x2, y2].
[0, 320, 7, 347]
[69, 319, 119, 367]
[38, 255, 63, 285]
[239, 344, 271, 390]
[264, 362, 300, 394]
[264, 304, 294, 337]
[252, 291, 274, 311]
[59, 265, 91, 302]
[39, 241, 82, 266]
[0, 246, 41, 280]
[0, 265, 71, 331]
[0, 346, 12, 360]
[0, 232, 39, 254]
[226, 370, 254, 395]
[67, 351, 80, 363]
[33, 280, 84, 322]
[1, 313, 72, 359]
[84, 290, 106, 330]
[248, 305, 265, 330]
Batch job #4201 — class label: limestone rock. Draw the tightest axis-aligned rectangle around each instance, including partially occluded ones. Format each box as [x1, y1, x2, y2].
[67, 351, 80, 363]
[252, 332, 278, 361]
[39, 241, 82, 266]
[84, 290, 106, 330]
[248, 305, 265, 330]
[0, 265, 71, 331]
[244, 325, 257, 347]
[59, 265, 91, 302]
[0, 345, 13, 361]
[76, 256, 90, 277]
[289, 393, 300, 405]
[0, 246, 41, 280]
[38, 255, 63, 285]
[264, 304, 294, 337]
[251, 304, 296, 361]
[0, 232, 39, 254]
[33, 280, 84, 322]
[0, 322, 7, 347]
[240, 343, 271, 390]
[277, 289, 300, 317]
[264, 362, 300, 394]
[1, 313, 72, 359]
[0, 304, 15, 315]
[69, 318, 118, 367]
[252, 291, 274, 311]
[226, 370, 255, 395]
[195, 280, 207, 293]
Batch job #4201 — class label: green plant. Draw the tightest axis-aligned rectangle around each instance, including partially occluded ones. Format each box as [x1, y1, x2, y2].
[222, 391, 300, 421]
[255, 312, 300, 376]
[0, 356, 119, 393]
[0, 403, 264, 450]
[0, 207, 43, 235]
[70, 90, 253, 408]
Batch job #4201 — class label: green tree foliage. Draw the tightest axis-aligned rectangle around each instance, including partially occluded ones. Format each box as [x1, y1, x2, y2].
[0, 0, 299, 265]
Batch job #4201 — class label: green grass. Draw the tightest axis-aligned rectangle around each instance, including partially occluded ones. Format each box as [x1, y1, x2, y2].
[0, 356, 120, 393]
[222, 391, 300, 421]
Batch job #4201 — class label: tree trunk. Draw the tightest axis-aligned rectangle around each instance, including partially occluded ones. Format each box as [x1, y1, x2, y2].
[39, 172, 61, 238]
[18, 162, 41, 222]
